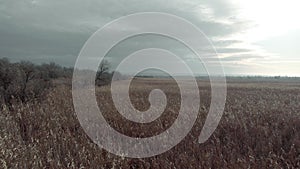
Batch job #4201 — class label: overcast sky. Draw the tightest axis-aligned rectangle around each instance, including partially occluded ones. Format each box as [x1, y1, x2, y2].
[0, 0, 299, 76]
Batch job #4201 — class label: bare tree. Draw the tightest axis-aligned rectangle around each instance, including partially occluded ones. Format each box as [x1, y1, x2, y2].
[0, 59, 74, 106]
[18, 61, 37, 102]
[0, 59, 55, 105]
[96, 60, 110, 86]
[0, 58, 15, 104]
[0, 58, 13, 91]
[39, 62, 62, 80]
[98, 60, 110, 77]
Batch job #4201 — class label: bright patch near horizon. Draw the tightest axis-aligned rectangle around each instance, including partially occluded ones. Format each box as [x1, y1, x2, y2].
[233, 0, 300, 41]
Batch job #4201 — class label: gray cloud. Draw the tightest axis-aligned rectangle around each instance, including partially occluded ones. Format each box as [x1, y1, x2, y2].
[216, 48, 251, 54]
[213, 40, 243, 47]
[0, 0, 255, 70]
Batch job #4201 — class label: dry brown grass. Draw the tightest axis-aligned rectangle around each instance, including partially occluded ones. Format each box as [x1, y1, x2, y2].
[0, 78, 300, 168]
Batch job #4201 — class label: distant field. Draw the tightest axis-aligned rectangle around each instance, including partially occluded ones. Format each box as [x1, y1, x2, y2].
[1, 78, 299, 168]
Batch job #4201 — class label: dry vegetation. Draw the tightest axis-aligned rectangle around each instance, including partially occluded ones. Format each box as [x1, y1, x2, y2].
[0, 76, 300, 168]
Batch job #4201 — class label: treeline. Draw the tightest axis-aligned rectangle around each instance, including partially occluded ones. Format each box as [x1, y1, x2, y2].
[0, 58, 125, 106]
[0, 58, 73, 106]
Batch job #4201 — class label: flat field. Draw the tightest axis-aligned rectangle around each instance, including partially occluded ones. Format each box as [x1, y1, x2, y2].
[0, 78, 299, 168]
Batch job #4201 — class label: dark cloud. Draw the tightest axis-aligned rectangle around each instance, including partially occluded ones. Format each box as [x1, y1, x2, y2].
[0, 0, 252, 68]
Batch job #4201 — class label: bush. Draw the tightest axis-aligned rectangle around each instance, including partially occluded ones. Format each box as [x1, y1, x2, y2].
[0, 59, 72, 106]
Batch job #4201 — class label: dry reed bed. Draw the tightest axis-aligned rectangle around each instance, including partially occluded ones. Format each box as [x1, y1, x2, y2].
[0, 79, 299, 168]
